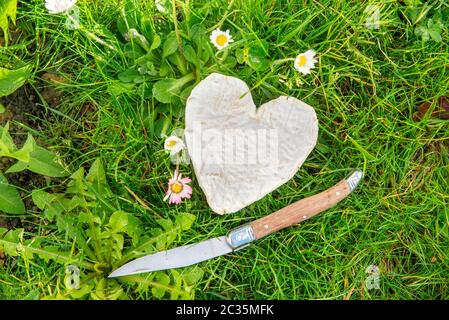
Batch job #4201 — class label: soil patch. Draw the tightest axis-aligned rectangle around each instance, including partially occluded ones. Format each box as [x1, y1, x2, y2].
[0, 85, 54, 227]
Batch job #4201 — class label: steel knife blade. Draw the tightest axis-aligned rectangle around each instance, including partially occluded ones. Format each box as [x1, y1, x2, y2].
[108, 170, 363, 278]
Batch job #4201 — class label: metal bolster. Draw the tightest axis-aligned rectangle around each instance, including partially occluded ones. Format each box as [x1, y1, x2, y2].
[346, 170, 363, 192]
[226, 224, 256, 251]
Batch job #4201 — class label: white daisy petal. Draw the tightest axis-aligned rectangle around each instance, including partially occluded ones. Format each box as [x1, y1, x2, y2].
[164, 136, 185, 155]
[293, 50, 318, 75]
[210, 28, 233, 50]
[45, 0, 77, 14]
[305, 49, 316, 57]
[155, 0, 168, 13]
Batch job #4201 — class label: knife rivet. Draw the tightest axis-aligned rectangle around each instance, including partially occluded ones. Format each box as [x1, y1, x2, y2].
[264, 224, 268, 229]
[303, 215, 307, 219]
[336, 192, 340, 196]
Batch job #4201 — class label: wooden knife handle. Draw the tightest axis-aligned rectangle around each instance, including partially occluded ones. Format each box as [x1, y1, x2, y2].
[250, 170, 362, 240]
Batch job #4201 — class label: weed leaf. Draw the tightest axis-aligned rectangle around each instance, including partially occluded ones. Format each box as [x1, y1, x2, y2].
[0, 65, 31, 97]
[0, 0, 18, 45]
[0, 172, 25, 214]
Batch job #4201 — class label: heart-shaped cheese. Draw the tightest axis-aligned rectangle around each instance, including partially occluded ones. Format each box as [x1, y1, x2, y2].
[185, 73, 318, 214]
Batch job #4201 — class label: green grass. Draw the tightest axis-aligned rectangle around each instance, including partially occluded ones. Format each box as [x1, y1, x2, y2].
[1, 0, 448, 299]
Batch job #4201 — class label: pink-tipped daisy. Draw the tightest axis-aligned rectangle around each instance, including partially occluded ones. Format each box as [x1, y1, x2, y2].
[163, 170, 193, 205]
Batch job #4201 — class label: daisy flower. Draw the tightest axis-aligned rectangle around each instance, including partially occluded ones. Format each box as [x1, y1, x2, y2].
[44, 0, 114, 49]
[155, 0, 168, 13]
[210, 28, 234, 50]
[45, 0, 77, 14]
[163, 170, 193, 205]
[294, 50, 318, 75]
[164, 136, 185, 156]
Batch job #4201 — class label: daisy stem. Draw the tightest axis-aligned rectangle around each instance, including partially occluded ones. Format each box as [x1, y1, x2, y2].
[218, 47, 229, 62]
[84, 30, 115, 50]
[66, 14, 114, 50]
[175, 155, 180, 175]
[273, 57, 295, 65]
[171, 0, 188, 70]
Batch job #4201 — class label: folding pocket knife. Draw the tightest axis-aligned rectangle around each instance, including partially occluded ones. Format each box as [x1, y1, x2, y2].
[109, 170, 363, 278]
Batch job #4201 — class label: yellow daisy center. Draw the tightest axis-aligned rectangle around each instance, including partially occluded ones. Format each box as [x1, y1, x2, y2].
[167, 140, 177, 147]
[216, 34, 228, 47]
[170, 182, 183, 193]
[297, 55, 307, 67]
